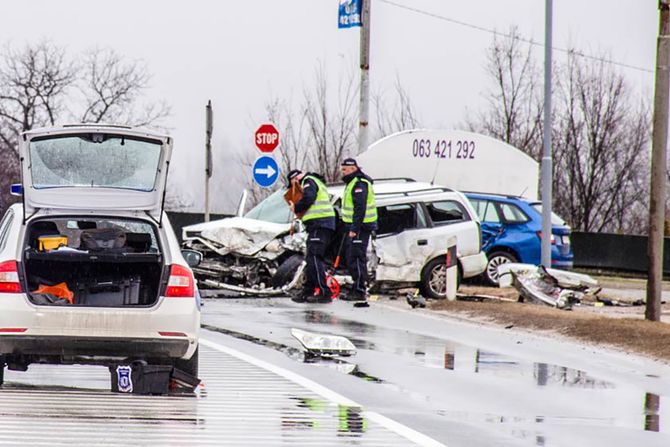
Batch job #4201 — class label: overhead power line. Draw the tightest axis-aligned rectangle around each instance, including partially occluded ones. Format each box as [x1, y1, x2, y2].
[378, 0, 653, 74]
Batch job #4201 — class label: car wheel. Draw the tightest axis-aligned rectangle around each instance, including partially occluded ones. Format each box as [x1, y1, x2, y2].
[272, 254, 305, 288]
[174, 346, 199, 377]
[485, 251, 518, 286]
[420, 257, 460, 299]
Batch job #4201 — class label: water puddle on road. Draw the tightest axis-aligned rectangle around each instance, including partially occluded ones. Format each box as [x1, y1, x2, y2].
[302, 310, 615, 390]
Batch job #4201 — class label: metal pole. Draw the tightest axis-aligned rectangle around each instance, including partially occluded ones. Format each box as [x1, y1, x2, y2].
[646, 1, 670, 322]
[358, 0, 371, 154]
[540, 0, 553, 268]
[205, 100, 213, 222]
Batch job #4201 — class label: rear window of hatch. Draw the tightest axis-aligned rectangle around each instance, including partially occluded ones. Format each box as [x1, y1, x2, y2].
[29, 134, 163, 192]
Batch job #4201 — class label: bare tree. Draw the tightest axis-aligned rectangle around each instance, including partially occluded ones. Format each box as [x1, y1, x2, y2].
[468, 30, 650, 234]
[465, 28, 544, 160]
[0, 41, 76, 153]
[372, 75, 420, 140]
[0, 41, 171, 217]
[552, 52, 650, 233]
[238, 62, 421, 209]
[78, 48, 170, 126]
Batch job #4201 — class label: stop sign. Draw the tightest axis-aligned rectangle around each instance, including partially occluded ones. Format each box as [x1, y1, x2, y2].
[255, 123, 280, 153]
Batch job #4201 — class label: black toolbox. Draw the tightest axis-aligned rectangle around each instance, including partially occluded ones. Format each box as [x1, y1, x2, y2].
[110, 361, 172, 395]
[77, 276, 140, 306]
[110, 361, 201, 395]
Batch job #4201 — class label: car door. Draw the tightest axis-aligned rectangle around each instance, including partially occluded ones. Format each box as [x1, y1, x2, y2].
[422, 199, 479, 257]
[372, 203, 434, 282]
[469, 198, 503, 250]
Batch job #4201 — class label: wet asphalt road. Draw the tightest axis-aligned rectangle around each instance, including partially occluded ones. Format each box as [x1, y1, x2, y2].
[201, 297, 670, 447]
[2, 296, 670, 446]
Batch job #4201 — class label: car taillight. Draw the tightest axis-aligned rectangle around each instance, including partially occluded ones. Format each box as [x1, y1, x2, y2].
[166, 264, 195, 298]
[536, 231, 556, 245]
[0, 260, 22, 293]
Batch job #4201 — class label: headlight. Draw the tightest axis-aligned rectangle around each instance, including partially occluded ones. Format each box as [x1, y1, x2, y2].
[291, 328, 357, 357]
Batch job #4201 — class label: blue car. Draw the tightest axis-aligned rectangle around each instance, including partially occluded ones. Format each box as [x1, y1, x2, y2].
[464, 192, 574, 285]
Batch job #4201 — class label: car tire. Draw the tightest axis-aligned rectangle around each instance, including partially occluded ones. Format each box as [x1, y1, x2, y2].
[272, 254, 305, 288]
[420, 257, 460, 299]
[485, 251, 518, 286]
[174, 346, 199, 378]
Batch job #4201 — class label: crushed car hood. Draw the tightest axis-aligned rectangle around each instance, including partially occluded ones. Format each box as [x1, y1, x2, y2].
[183, 217, 291, 256]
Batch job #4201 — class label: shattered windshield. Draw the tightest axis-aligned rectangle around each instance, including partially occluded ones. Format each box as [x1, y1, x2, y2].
[245, 190, 291, 224]
[29, 134, 162, 191]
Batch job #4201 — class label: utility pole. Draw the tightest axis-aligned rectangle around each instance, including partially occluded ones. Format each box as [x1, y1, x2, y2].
[646, 0, 670, 322]
[540, 0, 553, 268]
[358, 0, 371, 154]
[204, 100, 213, 222]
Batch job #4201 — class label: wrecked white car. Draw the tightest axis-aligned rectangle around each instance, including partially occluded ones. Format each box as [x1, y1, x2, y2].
[182, 179, 487, 298]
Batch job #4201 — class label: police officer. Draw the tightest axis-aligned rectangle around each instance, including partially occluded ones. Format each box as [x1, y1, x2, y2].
[339, 158, 377, 302]
[286, 169, 336, 303]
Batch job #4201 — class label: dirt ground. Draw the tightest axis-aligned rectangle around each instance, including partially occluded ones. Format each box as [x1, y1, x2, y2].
[426, 278, 670, 363]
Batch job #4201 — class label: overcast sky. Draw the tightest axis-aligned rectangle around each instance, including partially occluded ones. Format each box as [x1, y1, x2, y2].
[1, 1, 657, 213]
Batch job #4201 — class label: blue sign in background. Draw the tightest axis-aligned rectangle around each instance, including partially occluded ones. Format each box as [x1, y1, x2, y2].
[253, 156, 279, 188]
[338, 0, 362, 29]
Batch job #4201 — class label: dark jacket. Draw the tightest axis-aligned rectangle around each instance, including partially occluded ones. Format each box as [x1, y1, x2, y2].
[293, 173, 336, 230]
[342, 170, 378, 233]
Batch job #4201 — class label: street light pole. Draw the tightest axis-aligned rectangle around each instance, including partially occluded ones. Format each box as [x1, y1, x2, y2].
[359, 0, 371, 154]
[204, 100, 213, 222]
[646, 0, 670, 322]
[540, 0, 553, 268]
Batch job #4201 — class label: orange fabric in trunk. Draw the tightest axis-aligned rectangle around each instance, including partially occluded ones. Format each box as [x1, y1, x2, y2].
[32, 282, 74, 305]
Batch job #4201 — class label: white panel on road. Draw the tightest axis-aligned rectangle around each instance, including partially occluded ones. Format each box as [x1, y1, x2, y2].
[0, 345, 417, 446]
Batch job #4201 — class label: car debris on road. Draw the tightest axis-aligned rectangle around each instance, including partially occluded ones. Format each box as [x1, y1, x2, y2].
[498, 263, 600, 310]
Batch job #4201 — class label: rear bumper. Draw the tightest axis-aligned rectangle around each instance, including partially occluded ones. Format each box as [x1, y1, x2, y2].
[0, 335, 191, 359]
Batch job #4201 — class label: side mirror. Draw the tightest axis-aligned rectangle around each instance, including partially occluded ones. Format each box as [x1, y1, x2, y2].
[181, 249, 203, 268]
[10, 184, 22, 196]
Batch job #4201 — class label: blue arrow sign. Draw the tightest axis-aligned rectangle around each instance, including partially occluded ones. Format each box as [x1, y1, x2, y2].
[252, 156, 279, 188]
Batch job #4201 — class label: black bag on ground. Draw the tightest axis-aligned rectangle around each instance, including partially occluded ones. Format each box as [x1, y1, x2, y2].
[80, 228, 127, 251]
[110, 361, 172, 395]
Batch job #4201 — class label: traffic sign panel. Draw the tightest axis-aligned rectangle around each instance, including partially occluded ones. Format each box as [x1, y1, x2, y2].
[252, 156, 279, 188]
[255, 123, 280, 153]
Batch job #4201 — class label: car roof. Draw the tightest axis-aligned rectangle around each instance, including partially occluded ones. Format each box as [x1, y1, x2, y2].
[329, 179, 452, 196]
[464, 191, 533, 203]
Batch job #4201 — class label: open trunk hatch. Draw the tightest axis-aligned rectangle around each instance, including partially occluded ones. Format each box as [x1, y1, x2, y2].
[22, 216, 165, 308]
[20, 126, 172, 220]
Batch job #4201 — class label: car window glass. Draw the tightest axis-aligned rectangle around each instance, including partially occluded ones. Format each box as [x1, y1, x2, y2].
[531, 204, 567, 226]
[483, 201, 501, 223]
[426, 200, 469, 225]
[0, 209, 15, 251]
[30, 135, 162, 191]
[500, 203, 529, 223]
[469, 199, 485, 220]
[377, 204, 417, 235]
[245, 190, 292, 224]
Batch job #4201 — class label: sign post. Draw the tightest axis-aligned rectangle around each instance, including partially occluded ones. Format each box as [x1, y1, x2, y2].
[253, 123, 280, 188]
[204, 100, 213, 222]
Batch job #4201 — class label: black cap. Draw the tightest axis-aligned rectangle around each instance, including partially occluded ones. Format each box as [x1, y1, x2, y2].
[341, 158, 358, 167]
[286, 169, 302, 184]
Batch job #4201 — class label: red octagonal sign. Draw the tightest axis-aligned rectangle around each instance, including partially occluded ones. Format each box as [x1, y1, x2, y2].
[255, 123, 280, 153]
